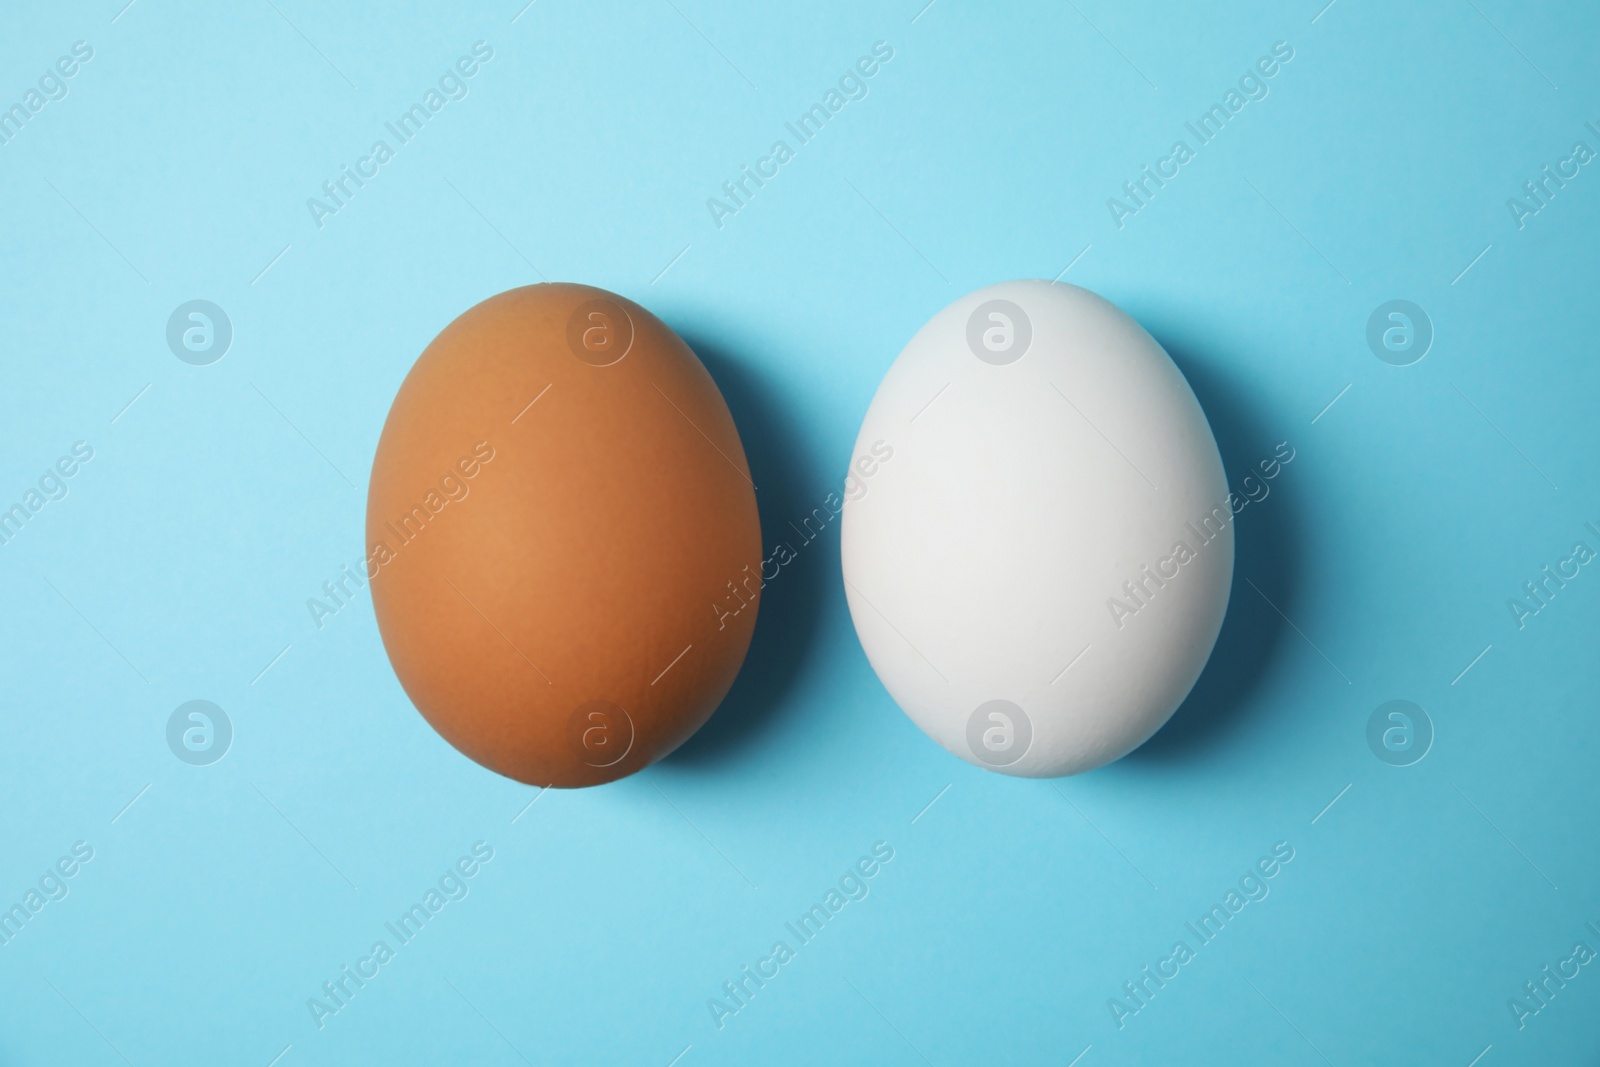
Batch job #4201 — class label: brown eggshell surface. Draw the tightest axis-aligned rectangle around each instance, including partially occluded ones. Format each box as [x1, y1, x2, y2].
[367, 284, 761, 787]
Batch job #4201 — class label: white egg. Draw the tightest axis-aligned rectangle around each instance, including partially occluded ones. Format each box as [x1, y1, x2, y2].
[841, 281, 1233, 777]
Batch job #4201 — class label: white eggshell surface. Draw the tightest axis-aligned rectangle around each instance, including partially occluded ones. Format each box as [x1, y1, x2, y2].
[841, 281, 1233, 777]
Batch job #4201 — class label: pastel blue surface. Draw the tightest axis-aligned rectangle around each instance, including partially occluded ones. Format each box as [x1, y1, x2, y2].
[2, 1, 1597, 1064]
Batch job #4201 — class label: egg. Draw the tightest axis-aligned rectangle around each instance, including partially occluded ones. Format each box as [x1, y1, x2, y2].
[367, 284, 761, 787]
[841, 281, 1232, 777]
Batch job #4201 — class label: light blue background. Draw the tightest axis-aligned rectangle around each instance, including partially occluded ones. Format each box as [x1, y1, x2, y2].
[2, 1, 1597, 1064]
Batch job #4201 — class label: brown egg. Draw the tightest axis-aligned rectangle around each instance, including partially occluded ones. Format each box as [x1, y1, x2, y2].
[367, 284, 761, 787]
